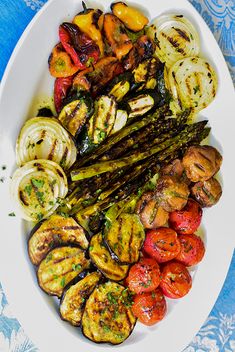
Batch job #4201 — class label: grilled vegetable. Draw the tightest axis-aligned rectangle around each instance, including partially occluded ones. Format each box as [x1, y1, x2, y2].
[89, 233, 129, 281]
[155, 175, 190, 212]
[182, 145, 222, 182]
[58, 95, 93, 138]
[176, 233, 205, 266]
[191, 177, 222, 207]
[28, 214, 89, 265]
[147, 14, 200, 67]
[121, 90, 162, 118]
[135, 192, 169, 229]
[54, 76, 73, 113]
[59, 23, 100, 67]
[72, 68, 92, 93]
[10, 159, 68, 222]
[106, 72, 133, 102]
[133, 57, 161, 90]
[87, 95, 117, 145]
[73, 5, 104, 56]
[105, 213, 145, 264]
[48, 44, 80, 78]
[167, 57, 218, 113]
[16, 117, 77, 169]
[111, 109, 128, 134]
[123, 35, 156, 71]
[111, 2, 149, 32]
[81, 281, 136, 344]
[37, 246, 90, 297]
[60, 271, 101, 326]
[103, 14, 133, 60]
[87, 56, 124, 96]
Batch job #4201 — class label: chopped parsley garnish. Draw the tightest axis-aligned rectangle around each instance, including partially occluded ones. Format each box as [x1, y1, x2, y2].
[36, 213, 44, 221]
[8, 212, 16, 217]
[36, 191, 45, 204]
[46, 253, 53, 262]
[60, 277, 66, 287]
[140, 280, 152, 288]
[32, 178, 45, 188]
[107, 292, 118, 305]
[193, 85, 200, 94]
[89, 246, 94, 251]
[72, 263, 82, 271]
[86, 57, 94, 67]
[103, 325, 110, 333]
[24, 185, 32, 196]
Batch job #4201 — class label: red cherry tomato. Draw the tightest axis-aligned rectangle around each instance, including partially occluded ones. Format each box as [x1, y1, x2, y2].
[131, 288, 167, 326]
[160, 261, 192, 299]
[169, 199, 202, 235]
[176, 233, 205, 266]
[143, 228, 181, 263]
[126, 257, 161, 294]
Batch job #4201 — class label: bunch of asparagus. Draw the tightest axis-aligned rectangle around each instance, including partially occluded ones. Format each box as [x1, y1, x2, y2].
[59, 106, 210, 232]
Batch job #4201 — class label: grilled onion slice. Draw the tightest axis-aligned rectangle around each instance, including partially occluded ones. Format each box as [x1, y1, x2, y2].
[16, 117, 77, 169]
[147, 14, 200, 67]
[167, 56, 218, 113]
[37, 246, 90, 297]
[10, 159, 68, 222]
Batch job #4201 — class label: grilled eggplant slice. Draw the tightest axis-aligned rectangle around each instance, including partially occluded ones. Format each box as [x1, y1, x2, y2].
[133, 57, 162, 91]
[28, 214, 89, 265]
[37, 246, 90, 297]
[58, 95, 93, 138]
[105, 213, 145, 264]
[81, 281, 136, 344]
[89, 233, 129, 281]
[121, 90, 161, 119]
[60, 271, 101, 326]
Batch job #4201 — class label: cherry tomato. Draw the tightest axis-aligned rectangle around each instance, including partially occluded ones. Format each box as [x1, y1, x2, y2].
[131, 288, 167, 326]
[126, 257, 161, 294]
[169, 199, 202, 235]
[143, 228, 181, 263]
[176, 233, 205, 266]
[160, 261, 192, 299]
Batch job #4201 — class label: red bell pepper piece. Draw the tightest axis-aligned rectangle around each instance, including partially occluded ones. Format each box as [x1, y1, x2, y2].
[54, 76, 73, 113]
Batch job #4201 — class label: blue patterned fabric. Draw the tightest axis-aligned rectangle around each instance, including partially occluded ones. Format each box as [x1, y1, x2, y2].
[0, 1, 234, 351]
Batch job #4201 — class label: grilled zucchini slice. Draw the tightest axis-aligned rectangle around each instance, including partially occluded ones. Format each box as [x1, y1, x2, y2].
[89, 233, 129, 281]
[107, 73, 133, 102]
[121, 90, 161, 119]
[37, 246, 90, 297]
[60, 271, 101, 326]
[111, 109, 128, 134]
[105, 213, 145, 264]
[81, 281, 136, 344]
[28, 214, 89, 265]
[58, 95, 93, 138]
[87, 95, 117, 144]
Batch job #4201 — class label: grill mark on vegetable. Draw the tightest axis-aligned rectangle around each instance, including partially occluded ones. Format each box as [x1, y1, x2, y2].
[19, 190, 29, 206]
[173, 27, 190, 42]
[33, 162, 45, 171]
[161, 32, 186, 55]
[198, 150, 213, 163]
[56, 168, 64, 178]
[185, 76, 192, 95]
[66, 102, 82, 127]
[124, 310, 132, 330]
[41, 225, 81, 233]
[48, 139, 58, 160]
[117, 217, 123, 256]
[60, 147, 69, 168]
[194, 162, 205, 171]
[194, 72, 202, 94]
[41, 130, 46, 139]
[128, 221, 134, 262]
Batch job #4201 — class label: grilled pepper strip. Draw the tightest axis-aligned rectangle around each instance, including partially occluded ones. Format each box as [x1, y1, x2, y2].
[54, 76, 73, 113]
[73, 6, 104, 56]
[49, 44, 80, 78]
[103, 13, 133, 60]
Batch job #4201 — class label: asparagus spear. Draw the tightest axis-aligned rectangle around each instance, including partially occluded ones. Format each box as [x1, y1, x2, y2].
[71, 121, 208, 181]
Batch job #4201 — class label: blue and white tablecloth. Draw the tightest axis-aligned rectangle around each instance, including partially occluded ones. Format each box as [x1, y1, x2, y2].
[0, 1, 234, 351]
